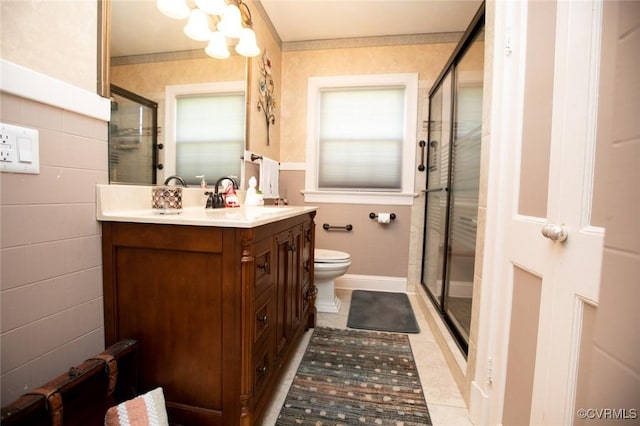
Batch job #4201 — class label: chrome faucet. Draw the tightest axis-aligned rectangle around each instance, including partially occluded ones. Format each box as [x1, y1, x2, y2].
[163, 175, 187, 187]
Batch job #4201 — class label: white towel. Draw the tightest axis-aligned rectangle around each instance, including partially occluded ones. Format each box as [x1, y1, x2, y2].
[259, 157, 279, 199]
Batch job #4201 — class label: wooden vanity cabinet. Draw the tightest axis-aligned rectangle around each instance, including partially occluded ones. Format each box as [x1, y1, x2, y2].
[101, 212, 316, 426]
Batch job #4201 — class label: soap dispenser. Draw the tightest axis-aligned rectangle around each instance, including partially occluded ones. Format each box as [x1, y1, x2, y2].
[196, 175, 207, 188]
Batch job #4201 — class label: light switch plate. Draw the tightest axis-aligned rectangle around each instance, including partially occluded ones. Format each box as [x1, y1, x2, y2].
[0, 123, 39, 174]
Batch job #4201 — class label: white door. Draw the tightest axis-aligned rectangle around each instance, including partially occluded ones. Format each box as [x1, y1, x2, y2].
[493, 0, 606, 424]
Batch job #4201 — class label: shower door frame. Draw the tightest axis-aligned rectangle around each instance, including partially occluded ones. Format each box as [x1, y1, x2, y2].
[420, 4, 485, 356]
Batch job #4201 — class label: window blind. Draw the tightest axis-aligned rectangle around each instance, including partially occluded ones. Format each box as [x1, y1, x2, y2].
[176, 93, 244, 185]
[318, 87, 405, 191]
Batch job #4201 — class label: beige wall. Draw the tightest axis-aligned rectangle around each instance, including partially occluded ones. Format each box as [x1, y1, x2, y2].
[280, 43, 453, 163]
[276, 41, 455, 285]
[111, 56, 246, 95]
[0, 0, 97, 92]
[575, 0, 640, 418]
[247, 0, 282, 161]
[280, 170, 412, 277]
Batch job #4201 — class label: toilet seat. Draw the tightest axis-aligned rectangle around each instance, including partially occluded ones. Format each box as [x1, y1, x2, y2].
[315, 249, 351, 263]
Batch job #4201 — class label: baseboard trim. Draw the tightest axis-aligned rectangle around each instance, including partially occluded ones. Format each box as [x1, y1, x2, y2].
[335, 274, 407, 293]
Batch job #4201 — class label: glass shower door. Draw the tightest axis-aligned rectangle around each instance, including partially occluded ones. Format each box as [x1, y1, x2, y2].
[421, 10, 484, 354]
[109, 85, 158, 184]
[422, 73, 452, 308]
[444, 29, 484, 345]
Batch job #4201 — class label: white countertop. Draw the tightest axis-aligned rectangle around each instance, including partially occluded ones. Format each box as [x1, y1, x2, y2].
[96, 184, 317, 228]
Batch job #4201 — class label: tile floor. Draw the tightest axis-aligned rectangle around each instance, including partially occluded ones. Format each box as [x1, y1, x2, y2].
[259, 289, 473, 425]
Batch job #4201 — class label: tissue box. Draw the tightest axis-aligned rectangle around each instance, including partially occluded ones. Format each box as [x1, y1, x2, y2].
[151, 186, 182, 213]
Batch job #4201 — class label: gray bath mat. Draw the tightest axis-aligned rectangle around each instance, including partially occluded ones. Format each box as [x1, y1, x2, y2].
[347, 290, 420, 333]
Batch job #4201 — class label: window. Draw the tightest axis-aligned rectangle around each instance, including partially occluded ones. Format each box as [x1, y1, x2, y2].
[305, 74, 418, 205]
[164, 82, 245, 186]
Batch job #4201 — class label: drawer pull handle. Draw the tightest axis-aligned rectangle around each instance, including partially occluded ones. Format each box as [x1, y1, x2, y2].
[258, 315, 268, 325]
[288, 245, 297, 252]
[256, 365, 268, 375]
[257, 262, 270, 273]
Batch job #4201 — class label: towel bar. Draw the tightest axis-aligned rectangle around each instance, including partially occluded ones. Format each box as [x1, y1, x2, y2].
[323, 223, 353, 231]
[241, 153, 263, 161]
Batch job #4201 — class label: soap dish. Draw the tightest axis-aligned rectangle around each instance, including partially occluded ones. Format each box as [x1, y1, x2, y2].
[153, 208, 182, 215]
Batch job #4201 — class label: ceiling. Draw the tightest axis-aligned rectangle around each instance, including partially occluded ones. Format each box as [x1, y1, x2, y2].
[111, 0, 482, 57]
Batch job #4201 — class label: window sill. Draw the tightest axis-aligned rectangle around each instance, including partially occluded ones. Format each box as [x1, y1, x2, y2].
[302, 190, 418, 205]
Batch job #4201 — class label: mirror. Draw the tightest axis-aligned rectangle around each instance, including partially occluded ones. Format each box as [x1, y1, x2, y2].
[105, 0, 249, 185]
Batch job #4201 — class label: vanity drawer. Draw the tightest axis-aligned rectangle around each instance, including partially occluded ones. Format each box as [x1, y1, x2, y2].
[254, 238, 273, 298]
[253, 290, 274, 346]
[253, 341, 273, 400]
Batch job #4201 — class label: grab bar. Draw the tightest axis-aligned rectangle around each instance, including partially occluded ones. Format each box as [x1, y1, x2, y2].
[418, 140, 426, 172]
[421, 187, 448, 193]
[323, 224, 353, 232]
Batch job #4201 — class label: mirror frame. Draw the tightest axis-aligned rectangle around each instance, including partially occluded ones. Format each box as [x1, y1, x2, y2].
[97, 0, 110, 98]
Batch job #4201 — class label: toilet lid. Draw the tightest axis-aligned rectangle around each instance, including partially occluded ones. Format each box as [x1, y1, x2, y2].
[315, 249, 351, 263]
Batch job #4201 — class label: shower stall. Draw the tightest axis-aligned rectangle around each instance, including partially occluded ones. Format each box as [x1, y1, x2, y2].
[421, 8, 484, 355]
[109, 85, 159, 184]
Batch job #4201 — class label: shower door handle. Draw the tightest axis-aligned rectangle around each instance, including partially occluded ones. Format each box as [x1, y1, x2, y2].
[541, 223, 568, 242]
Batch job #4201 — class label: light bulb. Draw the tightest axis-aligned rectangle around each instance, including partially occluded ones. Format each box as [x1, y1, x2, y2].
[194, 0, 226, 16]
[205, 31, 230, 59]
[156, 0, 190, 19]
[236, 28, 260, 57]
[217, 3, 243, 38]
[184, 9, 211, 42]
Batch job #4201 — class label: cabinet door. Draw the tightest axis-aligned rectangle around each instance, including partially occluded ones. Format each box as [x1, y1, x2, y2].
[274, 229, 291, 356]
[288, 225, 304, 334]
[273, 224, 305, 359]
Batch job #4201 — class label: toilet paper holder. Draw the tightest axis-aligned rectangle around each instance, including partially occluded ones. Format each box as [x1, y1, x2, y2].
[369, 212, 396, 220]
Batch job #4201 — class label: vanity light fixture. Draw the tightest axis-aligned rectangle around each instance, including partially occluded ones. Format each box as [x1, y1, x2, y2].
[156, 0, 260, 59]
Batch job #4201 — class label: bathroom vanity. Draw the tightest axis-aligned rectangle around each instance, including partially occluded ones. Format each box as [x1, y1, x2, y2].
[97, 185, 317, 425]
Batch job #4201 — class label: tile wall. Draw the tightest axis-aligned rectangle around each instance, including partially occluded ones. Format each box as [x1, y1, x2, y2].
[575, 0, 640, 416]
[0, 92, 108, 404]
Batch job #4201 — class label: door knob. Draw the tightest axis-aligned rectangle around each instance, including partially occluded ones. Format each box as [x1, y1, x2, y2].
[541, 223, 568, 242]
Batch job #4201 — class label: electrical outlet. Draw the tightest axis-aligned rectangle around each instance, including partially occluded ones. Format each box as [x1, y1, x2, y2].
[0, 123, 39, 174]
[0, 148, 14, 162]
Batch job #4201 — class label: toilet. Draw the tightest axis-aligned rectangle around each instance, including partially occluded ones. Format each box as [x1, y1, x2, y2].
[314, 249, 351, 313]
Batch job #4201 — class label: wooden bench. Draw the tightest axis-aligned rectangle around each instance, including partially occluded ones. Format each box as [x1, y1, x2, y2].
[1, 339, 138, 426]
